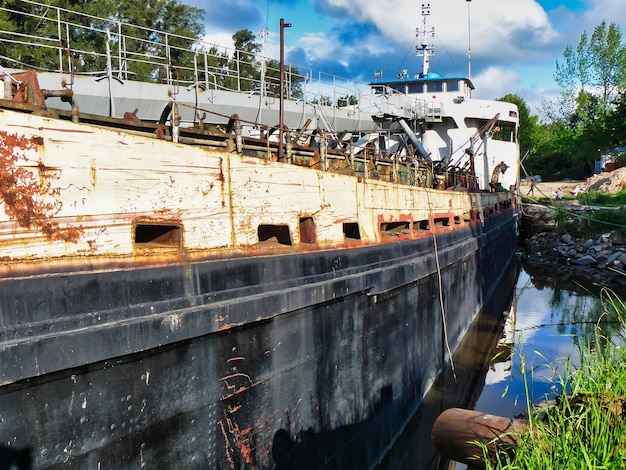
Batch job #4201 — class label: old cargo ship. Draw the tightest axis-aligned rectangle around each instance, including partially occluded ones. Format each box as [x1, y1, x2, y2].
[0, 2, 519, 468]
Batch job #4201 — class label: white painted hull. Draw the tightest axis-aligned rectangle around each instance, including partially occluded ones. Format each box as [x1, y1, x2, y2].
[0, 106, 512, 269]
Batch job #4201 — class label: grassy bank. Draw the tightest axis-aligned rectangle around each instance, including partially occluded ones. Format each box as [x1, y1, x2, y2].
[484, 290, 626, 468]
[522, 186, 626, 207]
[522, 188, 626, 238]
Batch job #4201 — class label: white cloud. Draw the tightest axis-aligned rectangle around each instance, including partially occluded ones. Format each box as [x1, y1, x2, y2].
[293, 32, 336, 61]
[313, 0, 559, 64]
[582, 0, 626, 33]
[199, 32, 238, 54]
[472, 66, 520, 100]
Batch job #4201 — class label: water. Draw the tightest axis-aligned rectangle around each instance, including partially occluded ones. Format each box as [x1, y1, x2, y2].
[479, 262, 626, 419]
[379, 260, 626, 469]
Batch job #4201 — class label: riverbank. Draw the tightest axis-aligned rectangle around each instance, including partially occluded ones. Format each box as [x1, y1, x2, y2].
[526, 167, 626, 197]
[520, 172, 626, 289]
[521, 202, 626, 288]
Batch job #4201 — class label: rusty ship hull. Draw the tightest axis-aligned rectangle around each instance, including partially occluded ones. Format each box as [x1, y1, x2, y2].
[0, 95, 518, 468]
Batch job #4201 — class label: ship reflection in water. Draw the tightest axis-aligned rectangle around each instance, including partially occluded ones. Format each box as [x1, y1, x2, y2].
[379, 259, 626, 470]
[377, 258, 520, 469]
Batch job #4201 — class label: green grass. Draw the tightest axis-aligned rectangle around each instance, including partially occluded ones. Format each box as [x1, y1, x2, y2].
[558, 207, 626, 238]
[579, 190, 626, 207]
[582, 209, 626, 236]
[482, 290, 626, 469]
[533, 189, 626, 237]
[520, 194, 552, 204]
[523, 188, 626, 207]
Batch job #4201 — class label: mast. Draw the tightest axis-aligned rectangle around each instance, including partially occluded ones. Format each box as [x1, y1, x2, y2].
[257, 26, 268, 123]
[415, 3, 435, 77]
[279, 18, 291, 162]
[466, 0, 472, 79]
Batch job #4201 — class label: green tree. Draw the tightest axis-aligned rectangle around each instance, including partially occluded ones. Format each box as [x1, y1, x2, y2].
[200, 44, 230, 90]
[311, 96, 332, 106]
[527, 121, 579, 180]
[100, 0, 205, 82]
[605, 93, 626, 149]
[264, 59, 305, 99]
[220, 29, 304, 98]
[0, 0, 205, 82]
[337, 95, 358, 107]
[538, 20, 626, 180]
[224, 29, 261, 92]
[555, 21, 626, 110]
[0, 1, 70, 71]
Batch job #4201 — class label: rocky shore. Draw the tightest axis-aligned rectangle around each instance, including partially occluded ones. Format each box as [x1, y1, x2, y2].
[521, 202, 626, 289]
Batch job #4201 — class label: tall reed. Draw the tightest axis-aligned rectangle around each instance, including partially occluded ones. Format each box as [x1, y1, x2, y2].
[483, 289, 626, 469]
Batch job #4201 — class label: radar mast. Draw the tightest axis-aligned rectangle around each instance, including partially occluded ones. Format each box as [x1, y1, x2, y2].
[415, 3, 435, 77]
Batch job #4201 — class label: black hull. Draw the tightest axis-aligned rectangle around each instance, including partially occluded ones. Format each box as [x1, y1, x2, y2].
[380, 257, 519, 469]
[0, 212, 517, 469]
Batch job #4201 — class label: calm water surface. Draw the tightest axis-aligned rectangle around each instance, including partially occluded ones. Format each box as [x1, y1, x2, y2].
[379, 260, 626, 469]
[477, 263, 626, 419]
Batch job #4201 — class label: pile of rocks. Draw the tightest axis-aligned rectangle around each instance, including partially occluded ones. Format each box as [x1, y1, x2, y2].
[522, 203, 626, 287]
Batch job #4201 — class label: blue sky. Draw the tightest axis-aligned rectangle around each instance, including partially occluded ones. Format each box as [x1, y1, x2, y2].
[185, 0, 624, 116]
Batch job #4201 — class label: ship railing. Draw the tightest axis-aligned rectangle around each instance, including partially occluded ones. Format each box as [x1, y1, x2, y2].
[360, 84, 417, 119]
[312, 71, 370, 109]
[412, 99, 443, 122]
[0, 0, 371, 114]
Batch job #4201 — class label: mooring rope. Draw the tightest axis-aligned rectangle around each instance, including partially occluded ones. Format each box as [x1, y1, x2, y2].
[426, 188, 456, 380]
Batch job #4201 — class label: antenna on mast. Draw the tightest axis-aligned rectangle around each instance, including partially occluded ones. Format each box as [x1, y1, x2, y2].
[257, 27, 268, 122]
[415, 3, 435, 77]
[257, 0, 270, 122]
[466, 0, 472, 79]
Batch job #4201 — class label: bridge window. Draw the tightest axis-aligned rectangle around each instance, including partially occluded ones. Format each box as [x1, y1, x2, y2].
[426, 81, 443, 93]
[445, 80, 459, 92]
[408, 83, 424, 94]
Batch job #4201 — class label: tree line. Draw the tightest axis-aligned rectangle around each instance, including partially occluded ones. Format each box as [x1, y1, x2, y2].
[515, 20, 626, 181]
[0, 0, 305, 98]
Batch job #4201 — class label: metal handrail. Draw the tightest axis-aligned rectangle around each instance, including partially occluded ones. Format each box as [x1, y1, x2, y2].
[0, 0, 372, 106]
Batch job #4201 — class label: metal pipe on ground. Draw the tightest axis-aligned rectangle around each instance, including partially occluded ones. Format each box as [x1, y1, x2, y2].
[432, 408, 527, 469]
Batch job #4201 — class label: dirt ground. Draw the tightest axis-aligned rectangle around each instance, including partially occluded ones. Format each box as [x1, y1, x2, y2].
[524, 167, 626, 198]
[524, 180, 584, 198]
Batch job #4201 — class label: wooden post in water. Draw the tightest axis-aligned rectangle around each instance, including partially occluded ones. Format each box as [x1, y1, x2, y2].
[432, 408, 527, 468]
